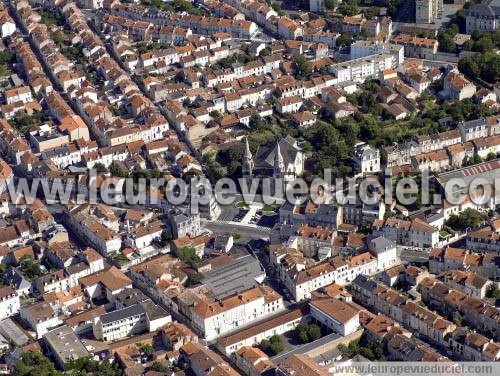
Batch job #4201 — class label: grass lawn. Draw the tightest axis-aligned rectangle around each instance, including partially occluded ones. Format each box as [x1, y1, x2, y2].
[262, 204, 275, 212]
[235, 201, 249, 208]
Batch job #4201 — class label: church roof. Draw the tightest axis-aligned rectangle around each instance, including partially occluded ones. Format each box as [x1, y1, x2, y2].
[254, 136, 300, 171]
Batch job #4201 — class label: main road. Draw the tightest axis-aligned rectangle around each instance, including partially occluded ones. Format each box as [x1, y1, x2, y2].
[202, 220, 271, 240]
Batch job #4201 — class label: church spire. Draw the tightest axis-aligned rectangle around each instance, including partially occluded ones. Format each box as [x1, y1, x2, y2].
[242, 137, 254, 178]
[273, 141, 284, 178]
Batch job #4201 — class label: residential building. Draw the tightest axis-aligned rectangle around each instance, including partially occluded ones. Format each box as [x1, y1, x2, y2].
[391, 34, 438, 59]
[19, 302, 63, 338]
[354, 143, 380, 174]
[442, 71, 476, 101]
[0, 287, 20, 320]
[276, 354, 330, 376]
[92, 299, 171, 341]
[44, 325, 90, 370]
[216, 308, 304, 355]
[191, 285, 284, 341]
[466, 0, 500, 34]
[310, 298, 361, 336]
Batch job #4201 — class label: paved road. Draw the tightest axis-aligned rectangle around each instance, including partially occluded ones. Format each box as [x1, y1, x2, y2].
[202, 220, 270, 240]
[407, 58, 457, 69]
[399, 248, 429, 264]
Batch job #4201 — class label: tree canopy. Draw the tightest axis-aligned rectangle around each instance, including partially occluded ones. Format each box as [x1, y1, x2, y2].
[446, 208, 488, 231]
[259, 334, 284, 355]
[14, 352, 61, 376]
[178, 246, 201, 266]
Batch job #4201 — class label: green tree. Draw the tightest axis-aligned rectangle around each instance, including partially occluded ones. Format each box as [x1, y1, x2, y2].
[205, 158, 225, 182]
[292, 53, 311, 78]
[452, 312, 463, 327]
[0, 51, 12, 64]
[295, 323, 322, 343]
[150, 361, 168, 372]
[269, 335, 284, 355]
[93, 163, 107, 173]
[486, 152, 497, 161]
[19, 255, 42, 281]
[249, 113, 265, 130]
[458, 56, 480, 79]
[387, 0, 400, 17]
[337, 0, 358, 16]
[296, 323, 310, 343]
[109, 163, 128, 178]
[438, 32, 456, 53]
[336, 33, 353, 48]
[308, 324, 322, 341]
[324, 0, 337, 10]
[178, 246, 201, 266]
[364, 6, 380, 19]
[14, 352, 61, 376]
[186, 272, 203, 287]
[139, 343, 154, 357]
[259, 338, 271, 353]
[486, 284, 500, 300]
[68, 356, 121, 375]
[446, 208, 488, 231]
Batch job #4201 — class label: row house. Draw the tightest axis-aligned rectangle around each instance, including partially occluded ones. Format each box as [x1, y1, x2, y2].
[447, 327, 500, 361]
[109, 4, 259, 38]
[19, 301, 62, 338]
[277, 17, 303, 39]
[0, 6, 15, 38]
[466, 226, 500, 255]
[472, 135, 500, 159]
[411, 149, 450, 172]
[361, 312, 447, 361]
[66, 208, 122, 256]
[292, 225, 335, 259]
[225, 0, 277, 28]
[351, 275, 456, 348]
[125, 220, 163, 249]
[439, 269, 491, 299]
[418, 277, 500, 341]
[429, 246, 500, 281]
[391, 34, 438, 59]
[150, 25, 193, 44]
[0, 286, 20, 320]
[0, 120, 30, 164]
[458, 117, 489, 142]
[271, 246, 386, 301]
[303, 29, 340, 49]
[81, 144, 130, 168]
[372, 217, 439, 249]
[42, 140, 98, 169]
[4, 86, 32, 105]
